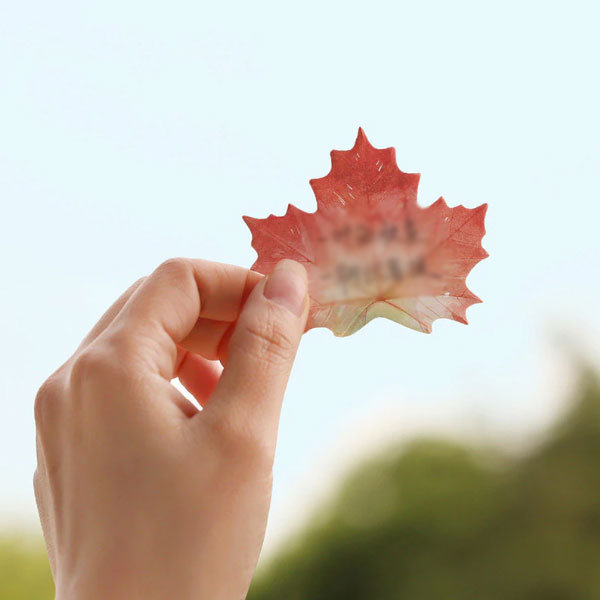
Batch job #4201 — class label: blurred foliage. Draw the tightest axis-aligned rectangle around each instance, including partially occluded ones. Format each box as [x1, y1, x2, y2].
[3, 368, 600, 599]
[249, 368, 600, 600]
[0, 536, 53, 599]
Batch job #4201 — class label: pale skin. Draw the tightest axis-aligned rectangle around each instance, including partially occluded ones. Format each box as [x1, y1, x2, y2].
[34, 258, 309, 600]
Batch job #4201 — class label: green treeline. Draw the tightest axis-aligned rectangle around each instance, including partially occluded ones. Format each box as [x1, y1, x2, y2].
[0, 536, 53, 600]
[249, 369, 600, 600]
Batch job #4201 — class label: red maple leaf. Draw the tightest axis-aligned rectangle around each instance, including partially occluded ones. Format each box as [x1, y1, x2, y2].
[244, 129, 488, 336]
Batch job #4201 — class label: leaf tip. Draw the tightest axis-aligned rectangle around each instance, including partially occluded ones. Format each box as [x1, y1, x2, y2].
[354, 126, 374, 151]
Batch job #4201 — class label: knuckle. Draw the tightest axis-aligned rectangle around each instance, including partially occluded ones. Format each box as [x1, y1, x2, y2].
[155, 257, 189, 280]
[243, 318, 296, 364]
[131, 276, 147, 291]
[34, 374, 63, 429]
[68, 346, 117, 394]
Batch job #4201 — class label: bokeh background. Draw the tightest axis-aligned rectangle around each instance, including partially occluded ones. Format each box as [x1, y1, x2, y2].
[1, 1, 599, 597]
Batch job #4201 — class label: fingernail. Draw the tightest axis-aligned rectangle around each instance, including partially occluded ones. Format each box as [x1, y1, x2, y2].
[263, 260, 308, 317]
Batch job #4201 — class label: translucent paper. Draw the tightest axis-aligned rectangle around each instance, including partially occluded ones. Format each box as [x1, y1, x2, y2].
[244, 129, 488, 336]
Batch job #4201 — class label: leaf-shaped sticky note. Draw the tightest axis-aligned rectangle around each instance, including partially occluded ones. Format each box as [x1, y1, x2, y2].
[244, 129, 488, 337]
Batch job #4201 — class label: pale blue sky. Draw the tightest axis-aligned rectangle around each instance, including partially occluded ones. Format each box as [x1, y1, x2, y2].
[1, 0, 599, 552]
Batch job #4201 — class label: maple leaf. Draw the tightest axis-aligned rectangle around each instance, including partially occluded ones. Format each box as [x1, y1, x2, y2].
[243, 129, 488, 337]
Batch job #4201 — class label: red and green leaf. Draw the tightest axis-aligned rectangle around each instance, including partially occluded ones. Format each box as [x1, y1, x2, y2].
[244, 129, 488, 336]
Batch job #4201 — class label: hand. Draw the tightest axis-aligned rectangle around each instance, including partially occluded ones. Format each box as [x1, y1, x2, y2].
[33, 258, 308, 600]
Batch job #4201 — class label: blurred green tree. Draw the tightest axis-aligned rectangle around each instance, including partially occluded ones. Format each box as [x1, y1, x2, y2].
[0, 536, 53, 600]
[249, 368, 600, 600]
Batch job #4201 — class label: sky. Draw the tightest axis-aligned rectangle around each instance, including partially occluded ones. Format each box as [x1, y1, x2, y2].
[1, 0, 599, 556]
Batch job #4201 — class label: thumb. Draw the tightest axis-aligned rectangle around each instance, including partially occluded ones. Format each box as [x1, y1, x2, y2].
[206, 259, 308, 447]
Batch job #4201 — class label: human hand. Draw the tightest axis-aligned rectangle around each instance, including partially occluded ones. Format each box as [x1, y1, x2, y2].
[33, 258, 308, 600]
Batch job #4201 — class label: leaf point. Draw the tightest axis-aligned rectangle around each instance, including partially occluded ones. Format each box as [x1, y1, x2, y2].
[355, 126, 369, 147]
[242, 215, 257, 228]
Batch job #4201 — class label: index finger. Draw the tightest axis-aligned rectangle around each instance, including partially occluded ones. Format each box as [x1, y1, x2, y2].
[109, 258, 261, 377]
